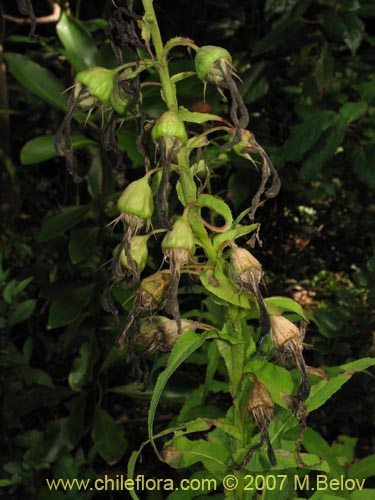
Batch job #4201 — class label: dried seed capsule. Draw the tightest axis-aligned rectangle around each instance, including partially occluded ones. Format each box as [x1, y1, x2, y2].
[270, 315, 310, 404]
[248, 375, 274, 428]
[195, 45, 232, 85]
[230, 243, 270, 345]
[230, 244, 262, 291]
[117, 175, 154, 221]
[135, 316, 197, 353]
[75, 67, 115, 104]
[239, 374, 276, 468]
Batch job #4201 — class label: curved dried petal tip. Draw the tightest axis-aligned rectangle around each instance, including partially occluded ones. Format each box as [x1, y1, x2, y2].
[270, 315, 302, 351]
[248, 375, 274, 426]
[230, 244, 262, 290]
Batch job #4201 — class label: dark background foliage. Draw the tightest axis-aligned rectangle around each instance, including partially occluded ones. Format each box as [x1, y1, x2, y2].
[1, 0, 374, 498]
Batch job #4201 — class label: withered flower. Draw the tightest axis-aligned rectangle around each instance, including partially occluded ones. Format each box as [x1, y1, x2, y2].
[229, 243, 270, 347]
[230, 129, 281, 220]
[270, 315, 310, 404]
[239, 374, 276, 468]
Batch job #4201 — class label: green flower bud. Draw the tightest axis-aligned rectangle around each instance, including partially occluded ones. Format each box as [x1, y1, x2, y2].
[195, 45, 232, 85]
[151, 111, 188, 146]
[161, 218, 195, 256]
[114, 235, 148, 273]
[117, 175, 154, 220]
[110, 86, 131, 115]
[75, 67, 115, 104]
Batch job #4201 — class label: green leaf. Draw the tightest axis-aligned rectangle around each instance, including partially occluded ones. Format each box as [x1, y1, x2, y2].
[8, 299, 36, 326]
[87, 152, 103, 199]
[348, 454, 375, 480]
[340, 12, 365, 55]
[92, 408, 127, 465]
[148, 330, 211, 457]
[244, 360, 295, 408]
[307, 357, 375, 412]
[264, 296, 308, 320]
[313, 43, 334, 91]
[4, 53, 67, 111]
[68, 227, 98, 265]
[56, 12, 101, 72]
[252, 19, 302, 56]
[200, 260, 253, 309]
[3, 276, 33, 304]
[20, 135, 95, 165]
[213, 224, 258, 251]
[303, 427, 344, 479]
[47, 284, 94, 329]
[339, 101, 367, 124]
[68, 338, 99, 391]
[197, 194, 233, 232]
[19, 366, 55, 388]
[280, 111, 337, 163]
[117, 129, 144, 166]
[178, 106, 225, 124]
[299, 117, 347, 181]
[38, 205, 91, 242]
[350, 144, 375, 190]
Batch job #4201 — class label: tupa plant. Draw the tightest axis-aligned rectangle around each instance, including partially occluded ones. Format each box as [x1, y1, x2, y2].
[3, 1, 374, 499]
[51, 1, 375, 498]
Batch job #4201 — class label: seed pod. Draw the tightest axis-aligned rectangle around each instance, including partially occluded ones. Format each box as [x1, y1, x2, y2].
[230, 243, 270, 346]
[134, 316, 197, 354]
[239, 375, 276, 468]
[162, 218, 195, 333]
[75, 67, 115, 104]
[230, 244, 262, 291]
[110, 86, 131, 115]
[162, 218, 195, 257]
[137, 271, 171, 312]
[117, 175, 154, 221]
[151, 111, 188, 147]
[270, 315, 310, 404]
[248, 375, 274, 426]
[195, 45, 232, 85]
[116, 271, 171, 350]
[114, 235, 148, 274]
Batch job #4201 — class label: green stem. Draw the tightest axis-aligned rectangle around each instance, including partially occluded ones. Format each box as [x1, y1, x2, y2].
[142, 0, 177, 110]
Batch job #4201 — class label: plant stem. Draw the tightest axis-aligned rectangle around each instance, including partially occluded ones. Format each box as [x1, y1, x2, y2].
[142, 0, 177, 110]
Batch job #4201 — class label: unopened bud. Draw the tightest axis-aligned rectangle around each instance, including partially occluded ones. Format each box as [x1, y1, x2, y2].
[114, 235, 148, 273]
[195, 45, 232, 85]
[75, 67, 115, 104]
[110, 86, 131, 115]
[117, 175, 154, 220]
[162, 218, 195, 260]
[151, 111, 188, 147]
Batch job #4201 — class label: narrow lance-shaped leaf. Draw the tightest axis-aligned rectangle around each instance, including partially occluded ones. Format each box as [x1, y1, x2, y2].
[4, 53, 67, 111]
